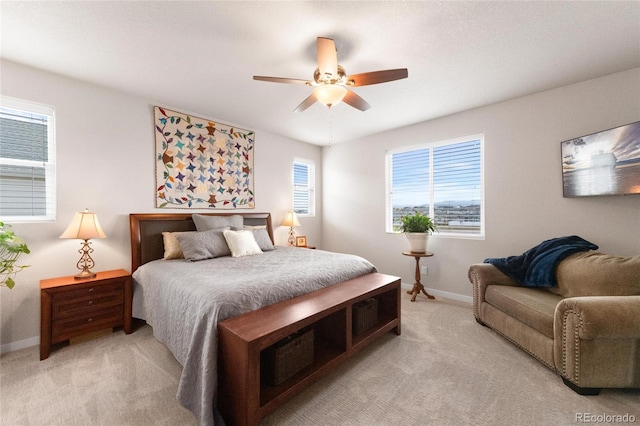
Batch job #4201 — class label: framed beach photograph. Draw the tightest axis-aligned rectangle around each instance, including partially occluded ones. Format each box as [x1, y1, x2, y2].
[561, 121, 640, 197]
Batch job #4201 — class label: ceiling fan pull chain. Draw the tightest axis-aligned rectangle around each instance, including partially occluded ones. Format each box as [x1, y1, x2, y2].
[329, 108, 334, 147]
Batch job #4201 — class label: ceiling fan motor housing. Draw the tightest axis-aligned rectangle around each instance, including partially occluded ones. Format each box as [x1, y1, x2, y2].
[314, 65, 347, 86]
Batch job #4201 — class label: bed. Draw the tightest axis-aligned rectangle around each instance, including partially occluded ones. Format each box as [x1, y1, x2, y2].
[129, 212, 379, 426]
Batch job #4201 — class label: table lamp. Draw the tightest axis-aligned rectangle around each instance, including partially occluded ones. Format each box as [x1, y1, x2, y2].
[282, 211, 300, 246]
[60, 209, 106, 279]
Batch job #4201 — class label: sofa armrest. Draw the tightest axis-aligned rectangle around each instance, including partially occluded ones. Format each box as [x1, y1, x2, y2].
[468, 263, 519, 320]
[554, 296, 640, 388]
[555, 296, 640, 339]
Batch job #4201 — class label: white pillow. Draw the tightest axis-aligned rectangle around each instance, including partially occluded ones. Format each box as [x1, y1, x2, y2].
[223, 229, 263, 258]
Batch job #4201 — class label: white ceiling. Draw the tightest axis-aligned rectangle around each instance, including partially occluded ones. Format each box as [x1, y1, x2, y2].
[2, 1, 639, 145]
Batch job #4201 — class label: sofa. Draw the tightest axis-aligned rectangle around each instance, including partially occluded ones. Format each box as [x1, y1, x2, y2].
[469, 251, 640, 394]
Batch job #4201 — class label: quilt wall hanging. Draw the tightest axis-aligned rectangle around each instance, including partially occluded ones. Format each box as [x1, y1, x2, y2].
[154, 106, 255, 209]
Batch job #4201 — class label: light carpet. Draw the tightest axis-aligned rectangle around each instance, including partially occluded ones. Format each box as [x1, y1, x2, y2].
[1, 297, 638, 425]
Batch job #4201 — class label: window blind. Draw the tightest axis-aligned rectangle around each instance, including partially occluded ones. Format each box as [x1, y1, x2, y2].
[293, 160, 315, 216]
[388, 148, 430, 231]
[433, 139, 482, 234]
[0, 97, 56, 222]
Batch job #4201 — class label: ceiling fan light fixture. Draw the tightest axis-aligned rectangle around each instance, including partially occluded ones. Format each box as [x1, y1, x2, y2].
[313, 84, 347, 108]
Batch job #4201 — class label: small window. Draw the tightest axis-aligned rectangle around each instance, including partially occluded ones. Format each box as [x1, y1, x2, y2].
[385, 135, 484, 237]
[293, 159, 315, 217]
[0, 97, 56, 222]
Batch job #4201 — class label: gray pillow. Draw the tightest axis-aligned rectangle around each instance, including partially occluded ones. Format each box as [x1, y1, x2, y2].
[175, 228, 230, 261]
[251, 228, 275, 251]
[192, 214, 243, 231]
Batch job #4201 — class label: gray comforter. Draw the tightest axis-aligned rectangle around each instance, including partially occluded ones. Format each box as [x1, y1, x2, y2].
[132, 246, 376, 426]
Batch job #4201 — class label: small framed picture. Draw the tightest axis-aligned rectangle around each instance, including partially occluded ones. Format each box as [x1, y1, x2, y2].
[296, 236, 307, 247]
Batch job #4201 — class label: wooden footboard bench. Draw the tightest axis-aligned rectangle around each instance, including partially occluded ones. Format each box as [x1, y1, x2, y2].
[218, 272, 401, 426]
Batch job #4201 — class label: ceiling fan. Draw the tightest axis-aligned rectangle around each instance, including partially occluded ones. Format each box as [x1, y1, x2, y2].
[253, 37, 408, 112]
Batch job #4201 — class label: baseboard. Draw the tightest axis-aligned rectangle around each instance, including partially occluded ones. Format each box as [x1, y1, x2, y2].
[1, 336, 39, 354]
[401, 282, 472, 304]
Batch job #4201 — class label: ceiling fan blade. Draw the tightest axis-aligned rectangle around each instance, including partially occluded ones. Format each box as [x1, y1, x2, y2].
[317, 37, 338, 78]
[346, 68, 408, 86]
[253, 76, 311, 86]
[342, 89, 371, 111]
[294, 93, 318, 112]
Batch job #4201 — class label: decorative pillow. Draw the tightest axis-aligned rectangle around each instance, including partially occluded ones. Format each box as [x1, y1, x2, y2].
[223, 229, 263, 258]
[550, 252, 640, 297]
[175, 228, 231, 262]
[162, 231, 196, 259]
[192, 214, 243, 231]
[250, 228, 275, 251]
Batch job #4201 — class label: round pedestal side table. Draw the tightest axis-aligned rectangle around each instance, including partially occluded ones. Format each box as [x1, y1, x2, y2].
[402, 251, 435, 302]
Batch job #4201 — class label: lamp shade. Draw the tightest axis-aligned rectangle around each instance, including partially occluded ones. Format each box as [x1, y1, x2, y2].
[60, 209, 106, 240]
[313, 84, 347, 108]
[282, 211, 301, 227]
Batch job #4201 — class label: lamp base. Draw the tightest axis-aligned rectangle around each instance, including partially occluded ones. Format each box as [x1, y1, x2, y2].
[287, 226, 296, 246]
[74, 239, 97, 279]
[74, 269, 96, 280]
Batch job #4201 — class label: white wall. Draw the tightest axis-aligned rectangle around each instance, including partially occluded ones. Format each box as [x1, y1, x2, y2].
[322, 68, 640, 299]
[0, 60, 322, 350]
[3, 61, 639, 350]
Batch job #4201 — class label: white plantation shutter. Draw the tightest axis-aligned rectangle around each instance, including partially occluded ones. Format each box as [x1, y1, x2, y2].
[386, 135, 483, 237]
[0, 97, 56, 222]
[293, 159, 315, 216]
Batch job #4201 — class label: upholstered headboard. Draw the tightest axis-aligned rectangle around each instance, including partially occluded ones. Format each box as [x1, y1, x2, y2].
[129, 212, 274, 273]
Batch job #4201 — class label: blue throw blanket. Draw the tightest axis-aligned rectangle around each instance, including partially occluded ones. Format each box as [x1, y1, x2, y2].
[484, 236, 598, 287]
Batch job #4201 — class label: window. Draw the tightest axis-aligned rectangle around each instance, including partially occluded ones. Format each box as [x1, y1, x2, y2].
[293, 159, 315, 216]
[0, 97, 56, 222]
[386, 134, 483, 237]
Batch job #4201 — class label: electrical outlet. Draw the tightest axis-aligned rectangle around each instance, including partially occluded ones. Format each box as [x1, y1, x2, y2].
[421, 266, 429, 275]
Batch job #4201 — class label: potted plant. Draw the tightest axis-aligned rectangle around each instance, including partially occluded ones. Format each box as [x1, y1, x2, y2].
[0, 222, 30, 289]
[398, 211, 438, 253]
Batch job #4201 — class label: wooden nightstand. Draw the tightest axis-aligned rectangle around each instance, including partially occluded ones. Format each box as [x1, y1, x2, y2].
[40, 269, 132, 360]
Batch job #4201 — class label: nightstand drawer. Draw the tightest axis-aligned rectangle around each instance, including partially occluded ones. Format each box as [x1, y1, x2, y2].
[52, 290, 123, 319]
[51, 280, 123, 301]
[52, 305, 124, 343]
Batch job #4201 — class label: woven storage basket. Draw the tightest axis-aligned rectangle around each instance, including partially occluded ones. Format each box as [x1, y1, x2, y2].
[265, 328, 314, 385]
[353, 297, 378, 336]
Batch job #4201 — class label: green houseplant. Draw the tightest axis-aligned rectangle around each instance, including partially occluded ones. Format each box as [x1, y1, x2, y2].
[398, 211, 438, 234]
[0, 221, 30, 289]
[398, 211, 438, 253]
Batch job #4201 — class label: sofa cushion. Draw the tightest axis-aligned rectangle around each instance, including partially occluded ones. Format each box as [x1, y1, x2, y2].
[485, 285, 562, 339]
[550, 252, 640, 298]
